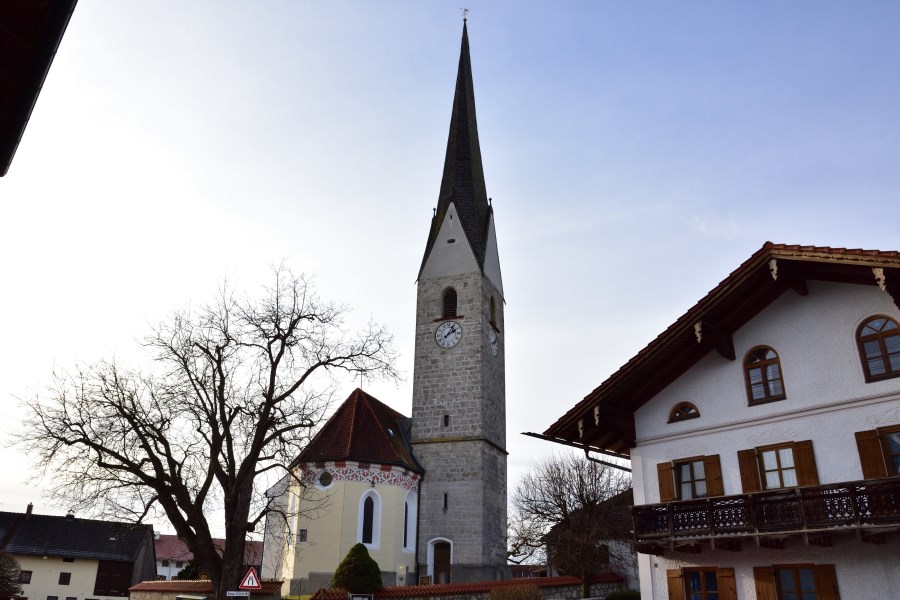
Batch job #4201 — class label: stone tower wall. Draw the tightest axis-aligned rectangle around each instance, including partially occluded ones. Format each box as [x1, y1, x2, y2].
[411, 268, 507, 581]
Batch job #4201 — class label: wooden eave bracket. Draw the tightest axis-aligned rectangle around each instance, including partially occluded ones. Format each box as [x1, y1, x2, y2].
[694, 319, 735, 361]
[769, 258, 808, 296]
[874, 267, 900, 309]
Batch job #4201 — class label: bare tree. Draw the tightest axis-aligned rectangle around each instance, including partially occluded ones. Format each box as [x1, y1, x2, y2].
[0, 552, 22, 597]
[510, 453, 631, 598]
[15, 268, 396, 600]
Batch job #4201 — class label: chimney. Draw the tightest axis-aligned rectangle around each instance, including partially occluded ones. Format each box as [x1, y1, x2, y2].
[25, 503, 33, 518]
[65, 510, 75, 520]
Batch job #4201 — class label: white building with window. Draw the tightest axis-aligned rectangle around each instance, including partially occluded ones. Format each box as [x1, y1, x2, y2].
[261, 389, 422, 596]
[543, 243, 900, 600]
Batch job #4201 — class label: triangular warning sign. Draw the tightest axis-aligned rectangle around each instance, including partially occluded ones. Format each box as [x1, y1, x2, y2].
[239, 567, 261, 590]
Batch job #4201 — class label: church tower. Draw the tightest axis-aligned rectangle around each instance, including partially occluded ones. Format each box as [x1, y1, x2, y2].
[411, 21, 508, 584]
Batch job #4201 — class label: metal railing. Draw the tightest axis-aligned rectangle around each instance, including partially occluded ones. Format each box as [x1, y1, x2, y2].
[632, 477, 900, 542]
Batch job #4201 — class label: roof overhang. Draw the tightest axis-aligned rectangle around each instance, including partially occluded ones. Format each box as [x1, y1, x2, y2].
[0, 0, 78, 177]
[543, 242, 900, 455]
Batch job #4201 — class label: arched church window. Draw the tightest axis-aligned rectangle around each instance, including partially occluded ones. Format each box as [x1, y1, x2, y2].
[362, 497, 374, 544]
[403, 492, 417, 552]
[357, 490, 381, 548]
[442, 288, 457, 318]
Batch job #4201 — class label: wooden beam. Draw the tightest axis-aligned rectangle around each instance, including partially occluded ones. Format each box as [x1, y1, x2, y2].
[861, 532, 886, 545]
[711, 538, 742, 552]
[674, 543, 702, 554]
[756, 537, 785, 550]
[634, 543, 666, 556]
[804, 533, 832, 547]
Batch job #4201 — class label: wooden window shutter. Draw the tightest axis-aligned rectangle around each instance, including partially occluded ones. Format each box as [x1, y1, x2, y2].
[657, 462, 676, 502]
[752, 566, 776, 600]
[738, 449, 761, 493]
[813, 564, 841, 600]
[716, 567, 737, 600]
[855, 429, 888, 479]
[666, 569, 685, 600]
[704, 455, 724, 496]
[793, 440, 820, 486]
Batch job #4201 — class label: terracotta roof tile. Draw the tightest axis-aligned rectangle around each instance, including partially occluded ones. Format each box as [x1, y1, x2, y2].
[297, 389, 422, 473]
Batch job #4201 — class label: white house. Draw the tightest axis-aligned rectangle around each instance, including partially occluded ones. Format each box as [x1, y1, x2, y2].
[543, 243, 900, 599]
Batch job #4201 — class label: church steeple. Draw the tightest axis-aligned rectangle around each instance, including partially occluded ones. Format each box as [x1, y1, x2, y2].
[418, 20, 492, 279]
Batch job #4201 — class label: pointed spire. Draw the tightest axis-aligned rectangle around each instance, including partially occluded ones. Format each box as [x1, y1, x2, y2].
[418, 21, 492, 278]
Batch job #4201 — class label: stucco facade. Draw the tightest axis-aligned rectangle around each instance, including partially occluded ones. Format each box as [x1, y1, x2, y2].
[631, 280, 900, 598]
[263, 461, 419, 595]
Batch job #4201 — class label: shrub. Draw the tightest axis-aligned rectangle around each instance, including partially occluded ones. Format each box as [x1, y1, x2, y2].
[331, 543, 383, 593]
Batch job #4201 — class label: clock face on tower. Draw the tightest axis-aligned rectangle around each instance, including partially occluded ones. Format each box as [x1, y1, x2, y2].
[435, 320, 462, 348]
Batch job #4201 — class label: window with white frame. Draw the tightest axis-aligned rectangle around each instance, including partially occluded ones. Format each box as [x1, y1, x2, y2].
[357, 489, 381, 548]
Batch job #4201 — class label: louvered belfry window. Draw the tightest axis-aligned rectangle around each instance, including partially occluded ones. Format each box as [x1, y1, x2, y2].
[442, 288, 457, 318]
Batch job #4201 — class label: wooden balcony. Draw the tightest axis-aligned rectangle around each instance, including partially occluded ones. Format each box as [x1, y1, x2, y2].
[632, 477, 900, 552]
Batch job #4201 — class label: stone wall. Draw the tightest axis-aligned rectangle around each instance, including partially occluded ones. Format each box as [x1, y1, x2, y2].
[411, 270, 507, 577]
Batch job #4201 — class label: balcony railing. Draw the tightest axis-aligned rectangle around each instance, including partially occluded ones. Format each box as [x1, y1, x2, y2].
[632, 477, 900, 542]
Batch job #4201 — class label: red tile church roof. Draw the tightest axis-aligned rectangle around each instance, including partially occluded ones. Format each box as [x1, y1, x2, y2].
[296, 389, 422, 473]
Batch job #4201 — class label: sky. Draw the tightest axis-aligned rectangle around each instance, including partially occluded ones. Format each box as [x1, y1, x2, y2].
[2, 1, 900, 534]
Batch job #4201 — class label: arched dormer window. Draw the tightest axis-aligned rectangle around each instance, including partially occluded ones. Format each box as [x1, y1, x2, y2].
[442, 288, 457, 318]
[857, 315, 900, 382]
[668, 402, 700, 423]
[744, 346, 786, 405]
[358, 490, 381, 548]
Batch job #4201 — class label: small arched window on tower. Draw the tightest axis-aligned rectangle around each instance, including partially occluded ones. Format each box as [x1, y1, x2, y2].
[489, 296, 497, 328]
[442, 288, 458, 318]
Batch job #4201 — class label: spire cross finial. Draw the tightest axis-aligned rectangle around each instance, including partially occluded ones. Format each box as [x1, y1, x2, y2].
[461, 8, 469, 21]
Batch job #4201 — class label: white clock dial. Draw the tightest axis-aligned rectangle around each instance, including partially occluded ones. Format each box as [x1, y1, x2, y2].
[435, 321, 462, 348]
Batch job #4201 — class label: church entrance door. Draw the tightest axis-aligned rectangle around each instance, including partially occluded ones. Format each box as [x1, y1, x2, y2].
[434, 541, 451, 584]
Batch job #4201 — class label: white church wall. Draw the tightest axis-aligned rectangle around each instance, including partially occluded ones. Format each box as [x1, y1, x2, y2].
[278, 462, 418, 592]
